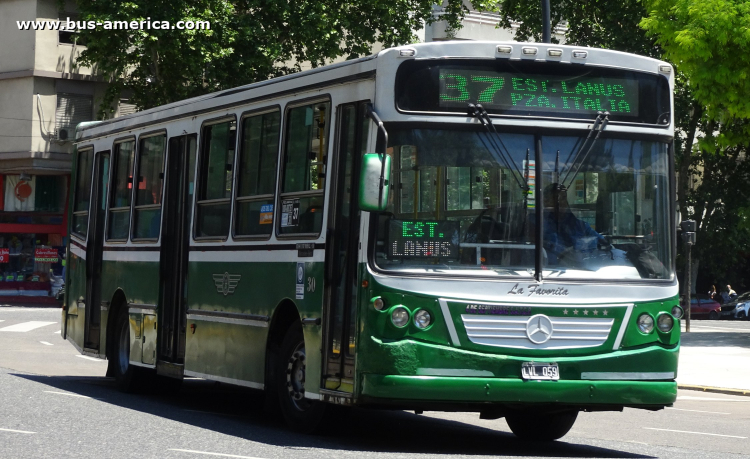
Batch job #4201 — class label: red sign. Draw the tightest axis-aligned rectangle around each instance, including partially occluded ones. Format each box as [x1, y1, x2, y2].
[0, 248, 8, 263]
[34, 248, 59, 263]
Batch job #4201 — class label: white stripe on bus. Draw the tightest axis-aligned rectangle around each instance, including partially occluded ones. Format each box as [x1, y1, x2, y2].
[188, 249, 325, 263]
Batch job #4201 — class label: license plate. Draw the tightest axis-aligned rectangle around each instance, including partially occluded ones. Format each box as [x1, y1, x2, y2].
[521, 362, 559, 380]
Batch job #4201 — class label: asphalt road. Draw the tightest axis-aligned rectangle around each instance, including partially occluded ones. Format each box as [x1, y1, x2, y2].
[1, 306, 749, 459]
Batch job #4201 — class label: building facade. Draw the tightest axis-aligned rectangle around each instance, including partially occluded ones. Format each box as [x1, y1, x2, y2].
[0, 0, 112, 299]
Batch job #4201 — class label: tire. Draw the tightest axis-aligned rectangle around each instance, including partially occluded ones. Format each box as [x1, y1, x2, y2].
[738, 311, 747, 320]
[506, 410, 578, 441]
[276, 322, 326, 433]
[709, 311, 719, 320]
[109, 309, 143, 392]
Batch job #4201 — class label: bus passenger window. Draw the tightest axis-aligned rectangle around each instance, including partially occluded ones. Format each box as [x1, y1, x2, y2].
[235, 111, 280, 237]
[279, 102, 330, 235]
[196, 119, 236, 238]
[72, 148, 94, 237]
[132, 134, 166, 240]
[107, 140, 135, 240]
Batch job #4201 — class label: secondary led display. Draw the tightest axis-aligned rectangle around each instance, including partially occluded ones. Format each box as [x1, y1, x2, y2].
[438, 69, 639, 116]
[388, 219, 460, 259]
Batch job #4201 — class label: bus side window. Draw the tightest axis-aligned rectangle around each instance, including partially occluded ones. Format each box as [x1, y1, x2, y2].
[107, 140, 135, 241]
[278, 101, 330, 236]
[196, 119, 237, 239]
[132, 134, 166, 240]
[235, 110, 280, 237]
[72, 148, 94, 238]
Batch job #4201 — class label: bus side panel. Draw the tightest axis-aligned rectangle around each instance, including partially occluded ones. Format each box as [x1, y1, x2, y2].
[184, 258, 324, 393]
[98, 258, 161, 358]
[65, 246, 87, 351]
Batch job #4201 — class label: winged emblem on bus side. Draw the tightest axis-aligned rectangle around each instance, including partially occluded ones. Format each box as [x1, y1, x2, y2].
[213, 272, 241, 296]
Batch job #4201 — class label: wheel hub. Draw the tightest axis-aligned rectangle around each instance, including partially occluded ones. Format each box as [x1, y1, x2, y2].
[286, 344, 310, 410]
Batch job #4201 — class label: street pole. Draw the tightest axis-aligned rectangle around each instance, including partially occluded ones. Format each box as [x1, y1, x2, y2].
[681, 220, 696, 332]
[541, 0, 551, 43]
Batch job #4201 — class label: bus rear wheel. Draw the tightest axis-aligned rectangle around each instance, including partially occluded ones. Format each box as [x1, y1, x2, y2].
[276, 323, 325, 433]
[110, 309, 142, 392]
[505, 410, 578, 441]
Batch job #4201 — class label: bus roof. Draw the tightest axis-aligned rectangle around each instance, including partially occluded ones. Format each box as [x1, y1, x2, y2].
[77, 41, 672, 142]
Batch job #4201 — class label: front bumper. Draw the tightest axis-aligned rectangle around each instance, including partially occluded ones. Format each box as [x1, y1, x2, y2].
[361, 374, 677, 407]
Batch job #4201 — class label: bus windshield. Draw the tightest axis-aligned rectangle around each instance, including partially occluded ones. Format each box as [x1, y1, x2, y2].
[371, 126, 672, 280]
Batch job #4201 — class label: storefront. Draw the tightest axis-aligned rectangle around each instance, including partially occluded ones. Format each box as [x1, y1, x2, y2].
[0, 174, 68, 299]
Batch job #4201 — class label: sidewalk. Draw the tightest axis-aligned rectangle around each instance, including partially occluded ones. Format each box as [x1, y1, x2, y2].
[677, 321, 750, 394]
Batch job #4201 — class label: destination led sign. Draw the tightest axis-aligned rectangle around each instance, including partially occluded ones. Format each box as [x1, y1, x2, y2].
[388, 219, 460, 259]
[395, 60, 671, 125]
[438, 69, 639, 116]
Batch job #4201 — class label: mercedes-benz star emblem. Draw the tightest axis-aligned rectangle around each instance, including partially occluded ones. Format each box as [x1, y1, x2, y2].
[526, 314, 553, 344]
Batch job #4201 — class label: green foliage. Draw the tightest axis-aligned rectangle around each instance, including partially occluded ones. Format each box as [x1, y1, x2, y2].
[75, 0, 489, 117]
[641, 0, 750, 120]
[495, 0, 660, 57]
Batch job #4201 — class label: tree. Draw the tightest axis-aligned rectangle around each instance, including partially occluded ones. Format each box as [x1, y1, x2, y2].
[641, 0, 750, 121]
[75, 0, 490, 115]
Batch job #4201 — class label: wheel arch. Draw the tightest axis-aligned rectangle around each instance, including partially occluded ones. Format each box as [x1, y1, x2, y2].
[264, 299, 302, 389]
[106, 289, 128, 366]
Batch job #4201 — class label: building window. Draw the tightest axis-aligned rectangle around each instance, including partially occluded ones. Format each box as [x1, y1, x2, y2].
[55, 94, 93, 142]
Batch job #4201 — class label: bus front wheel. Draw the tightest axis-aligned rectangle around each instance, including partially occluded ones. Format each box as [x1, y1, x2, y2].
[505, 410, 578, 441]
[276, 323, 326, 433]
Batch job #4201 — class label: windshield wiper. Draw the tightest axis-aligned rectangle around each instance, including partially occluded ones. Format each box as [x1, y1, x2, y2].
[467, 103, 528, 192]
[560, 111, 609, 188]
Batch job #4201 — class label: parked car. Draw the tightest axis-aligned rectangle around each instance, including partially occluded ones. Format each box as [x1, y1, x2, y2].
[690, 295, 722, 319]
[720, 291, 750, 320]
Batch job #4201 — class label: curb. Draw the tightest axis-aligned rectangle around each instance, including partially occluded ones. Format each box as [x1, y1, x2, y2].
[678, 384, 750, 397]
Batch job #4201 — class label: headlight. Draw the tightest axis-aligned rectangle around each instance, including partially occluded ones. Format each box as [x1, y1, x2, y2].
[637, 313, 655, 334]
[391, 306, 410, 328]
[671, 305, 684, 319]
[414, 309, 432, 329]
[657, 313, 674, 332]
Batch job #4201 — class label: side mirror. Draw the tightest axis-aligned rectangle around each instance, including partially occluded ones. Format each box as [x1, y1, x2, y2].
[359, 153, 391, 212]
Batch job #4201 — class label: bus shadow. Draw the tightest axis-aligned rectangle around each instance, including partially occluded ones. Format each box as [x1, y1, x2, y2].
[13, 373, 653, 458]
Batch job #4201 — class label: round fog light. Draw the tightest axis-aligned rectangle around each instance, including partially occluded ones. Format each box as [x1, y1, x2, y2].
[372, 297, 385, 311]
[414, 309, 432, 329]
[657, 313, 674, 333]
[637, 313, 655, 334]
[391, 307, 410, 328]
[671, 305, 683, 319]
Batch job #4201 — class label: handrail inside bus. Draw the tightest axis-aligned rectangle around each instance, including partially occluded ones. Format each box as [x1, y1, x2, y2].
[365, 104, 389, 209]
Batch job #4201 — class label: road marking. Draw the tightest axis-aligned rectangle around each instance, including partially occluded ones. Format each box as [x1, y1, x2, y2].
[39, 341, 53, 346]
[0, 428, 35, 434]
[167, 449, 266, 459]
[667, 407, 730, 415]
[54, 330, 61, 334]
[44, 391, 94, 399]
[0, 321, 56, 332]
[644, 427, 746, 439]
[677, 396, 750, 402]
[75, 355, 103, 362]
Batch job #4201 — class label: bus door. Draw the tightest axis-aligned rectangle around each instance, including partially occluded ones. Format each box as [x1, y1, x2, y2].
[323, 102, 369, 393]
[158, 135, 197, 366]
[83, 151, 110, 351]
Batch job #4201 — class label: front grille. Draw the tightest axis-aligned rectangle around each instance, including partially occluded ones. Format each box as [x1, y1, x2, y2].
[461, 314, 615, 350]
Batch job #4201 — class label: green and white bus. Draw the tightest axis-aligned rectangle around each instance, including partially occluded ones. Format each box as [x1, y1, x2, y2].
[64, 41, 680, 440]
